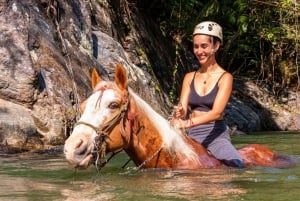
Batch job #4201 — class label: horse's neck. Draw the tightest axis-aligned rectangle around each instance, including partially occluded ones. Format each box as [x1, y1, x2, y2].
[125, 96, 164, 166]
[125, 92, 214, 168]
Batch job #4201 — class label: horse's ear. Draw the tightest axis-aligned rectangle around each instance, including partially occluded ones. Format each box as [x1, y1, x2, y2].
[91, 68, 102, 89]
[115, 64, 127, 90]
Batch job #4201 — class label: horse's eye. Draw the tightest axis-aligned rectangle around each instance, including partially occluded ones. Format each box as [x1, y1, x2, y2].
[108, 102, 120, 109]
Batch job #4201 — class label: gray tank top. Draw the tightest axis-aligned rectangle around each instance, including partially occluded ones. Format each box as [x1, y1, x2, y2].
[188, 71, 226, 112]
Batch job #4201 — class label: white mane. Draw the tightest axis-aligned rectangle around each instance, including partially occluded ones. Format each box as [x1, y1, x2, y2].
[128, 88, 199, 162]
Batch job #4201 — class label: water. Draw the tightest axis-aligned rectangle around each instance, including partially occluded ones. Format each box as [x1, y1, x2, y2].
[0, 132, 299, 201]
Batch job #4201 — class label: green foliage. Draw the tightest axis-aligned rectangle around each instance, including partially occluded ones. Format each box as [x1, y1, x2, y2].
[247, 0, 299, 90]
[148, 0, 299, 95]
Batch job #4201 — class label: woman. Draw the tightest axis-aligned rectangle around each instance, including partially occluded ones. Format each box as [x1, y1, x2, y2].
[172, 21, 244, 168]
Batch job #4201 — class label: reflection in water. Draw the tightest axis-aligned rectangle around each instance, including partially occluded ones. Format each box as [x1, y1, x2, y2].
[127, 169, 245, 200]
[59, 180, 115, 201]
[0, 133, 299, 201]
[56, 168, 246, 201]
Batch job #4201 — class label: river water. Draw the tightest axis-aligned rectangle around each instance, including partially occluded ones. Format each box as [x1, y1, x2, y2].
[0, 132, 299, 201]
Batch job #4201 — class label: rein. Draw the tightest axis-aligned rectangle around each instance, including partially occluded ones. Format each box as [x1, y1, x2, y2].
[135, 145, 164, 169]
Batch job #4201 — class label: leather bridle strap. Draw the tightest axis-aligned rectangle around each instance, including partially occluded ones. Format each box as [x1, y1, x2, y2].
[74, 100, 129, 137]
[74, 121, 98, 132]
[73, 99, 130, 171]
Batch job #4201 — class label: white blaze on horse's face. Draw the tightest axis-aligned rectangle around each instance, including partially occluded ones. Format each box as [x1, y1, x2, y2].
[81, 89, 119, 130]
[64, 84, 122, 168]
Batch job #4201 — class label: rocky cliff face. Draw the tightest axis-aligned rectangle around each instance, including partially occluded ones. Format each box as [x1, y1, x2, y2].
[0, 0, 299, 153]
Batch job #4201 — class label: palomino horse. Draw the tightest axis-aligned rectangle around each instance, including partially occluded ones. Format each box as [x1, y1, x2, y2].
[64, 64, 296, 170]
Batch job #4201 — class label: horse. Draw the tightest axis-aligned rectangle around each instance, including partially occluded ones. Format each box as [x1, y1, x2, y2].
[64, 64, 296, 170]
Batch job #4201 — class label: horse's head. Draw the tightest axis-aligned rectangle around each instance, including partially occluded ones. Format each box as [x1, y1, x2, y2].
[64, 64, 130, 169]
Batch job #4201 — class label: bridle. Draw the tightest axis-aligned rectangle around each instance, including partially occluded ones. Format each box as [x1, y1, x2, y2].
[73, 83, 131, 170]
[75, 95, 129, 171]
[73, 87, 164, 171]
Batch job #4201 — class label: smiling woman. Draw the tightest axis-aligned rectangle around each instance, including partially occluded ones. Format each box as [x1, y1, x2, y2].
[63, 64, 296, 170]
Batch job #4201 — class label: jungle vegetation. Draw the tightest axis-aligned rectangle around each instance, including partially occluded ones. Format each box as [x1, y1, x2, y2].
[136, 0, 299, 98]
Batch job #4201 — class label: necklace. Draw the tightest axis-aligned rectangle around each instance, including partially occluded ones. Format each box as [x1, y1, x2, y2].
[198, 69, 211, 85]
[203, 74, 211, 84]
[199, 69, 223, 85]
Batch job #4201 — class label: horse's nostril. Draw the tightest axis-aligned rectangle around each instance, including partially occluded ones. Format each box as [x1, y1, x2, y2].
[75, 139, 83, 149]
[74, 139, 88, 155]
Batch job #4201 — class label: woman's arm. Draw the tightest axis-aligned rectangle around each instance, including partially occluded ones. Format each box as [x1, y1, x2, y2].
[173, 72, 194, 119]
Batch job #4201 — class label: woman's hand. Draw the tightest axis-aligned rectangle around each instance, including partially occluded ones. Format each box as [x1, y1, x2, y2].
[173, 103, 184, 119]
[170, 118, 188, 129]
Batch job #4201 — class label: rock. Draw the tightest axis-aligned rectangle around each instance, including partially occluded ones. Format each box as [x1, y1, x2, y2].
[0, 99, 42, 150]
[0, 0, 172, 153]
[0, 0, 299, 154]
[230, 79, 300, 132]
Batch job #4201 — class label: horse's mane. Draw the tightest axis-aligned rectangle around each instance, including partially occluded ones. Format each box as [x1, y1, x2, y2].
[128, 88, 199, 162]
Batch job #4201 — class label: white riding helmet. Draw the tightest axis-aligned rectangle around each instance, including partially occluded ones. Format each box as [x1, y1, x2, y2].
[193, 21, 223, 43]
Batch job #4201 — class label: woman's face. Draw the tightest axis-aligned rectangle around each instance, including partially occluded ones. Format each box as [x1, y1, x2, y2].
[193, 34, 218, 65]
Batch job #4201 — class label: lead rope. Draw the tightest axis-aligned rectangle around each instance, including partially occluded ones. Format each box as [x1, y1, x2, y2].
[168, 102, 182, 121]
[168, 103, 187, 135]
[133, 145, 164, 170]
[123, 103, 176, 170]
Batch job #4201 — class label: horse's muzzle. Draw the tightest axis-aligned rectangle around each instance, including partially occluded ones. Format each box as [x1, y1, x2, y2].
[64, 138, 94, 169]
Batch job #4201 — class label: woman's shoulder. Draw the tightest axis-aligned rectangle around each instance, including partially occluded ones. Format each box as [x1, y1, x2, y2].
[182, 71, 197, 86]
[215, 65, 232, 79]
[221, 71, 233, 80]
[184, 71, 197, 80]
[218, 71, 233, 86]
